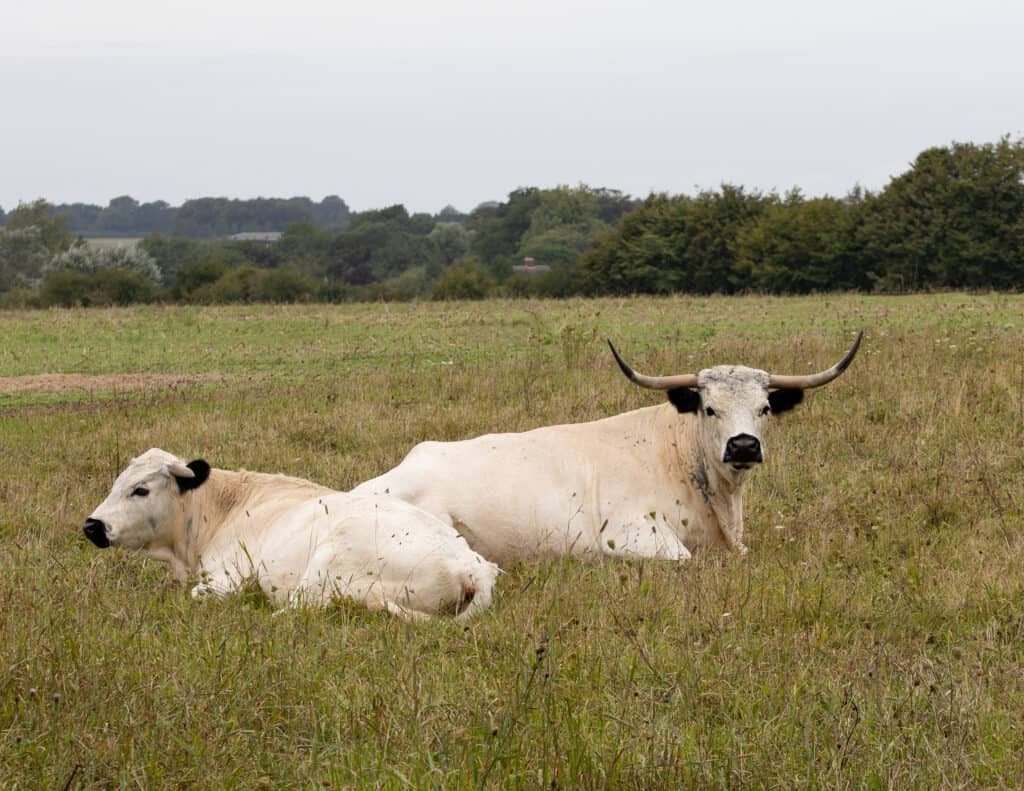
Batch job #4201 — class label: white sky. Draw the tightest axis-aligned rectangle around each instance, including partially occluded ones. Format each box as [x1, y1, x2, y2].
[1, 0, 1021, 214]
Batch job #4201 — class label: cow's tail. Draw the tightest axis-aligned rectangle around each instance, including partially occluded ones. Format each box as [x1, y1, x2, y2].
[454, 559, 501, 620]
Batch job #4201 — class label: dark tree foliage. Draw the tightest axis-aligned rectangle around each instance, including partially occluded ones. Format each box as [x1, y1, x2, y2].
[434, 204, 467, 223]
[139, 234, 249, 287]
[6, 138, 1024, 305]
[47, 195, 351, 238]
[275, 223, 335, 279]
[47, 202, 102, 232]
[326, 205, 437, 285]
[591, 188, 640, 226]
[581, 186, 772, 294]
[467, 188, 543, 262]
[856, 138, 1024, 291]
[173, 198, 307, 238]
[171, 260, 228, 300]
[40, 268, 156, 307]
[735, 194, 871, 292]
[5, 200, 76, 257]
[95, 196, 175, 234]
[189, 266, 316, 304]
[310, 196, 352, 229]
[431, 258, 495, 300]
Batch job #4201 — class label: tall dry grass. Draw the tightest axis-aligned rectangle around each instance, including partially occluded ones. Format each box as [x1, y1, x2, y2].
[1, 294, 1022, 787]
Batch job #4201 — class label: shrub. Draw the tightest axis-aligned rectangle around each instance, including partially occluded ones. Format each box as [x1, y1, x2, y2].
[191, 266, 316, 304]
[431, 258, 496, 301]
[171, 260, 228, 300]
[39, 268, 156, 307]
[46, 244, 163, 283]
[0, 288, 41, 309]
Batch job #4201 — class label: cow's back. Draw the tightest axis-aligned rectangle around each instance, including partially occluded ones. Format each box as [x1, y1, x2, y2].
[352, 407, 678, 564]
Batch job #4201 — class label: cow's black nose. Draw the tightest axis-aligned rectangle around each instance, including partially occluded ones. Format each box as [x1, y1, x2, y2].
[83, 518, 110, 548]
[724, 434, 763, 464]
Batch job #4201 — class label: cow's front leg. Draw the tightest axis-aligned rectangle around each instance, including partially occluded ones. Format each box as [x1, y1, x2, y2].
[599, 520, 692, 562]
[190, 569, 237, 599]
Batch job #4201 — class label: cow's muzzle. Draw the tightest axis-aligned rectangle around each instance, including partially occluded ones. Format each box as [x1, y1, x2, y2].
[83, 518, 110, 548]
[723, 434, 763, 467]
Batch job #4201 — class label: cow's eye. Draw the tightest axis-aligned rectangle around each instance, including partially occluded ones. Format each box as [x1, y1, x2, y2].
[131, 486, 149, 497]
[704, 406, 716, 417]
[760, 405, 771, 416]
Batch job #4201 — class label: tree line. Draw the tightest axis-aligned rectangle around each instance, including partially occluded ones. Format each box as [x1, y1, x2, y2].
[24, 195, 353, 238]
[1, 137, 1022, 308]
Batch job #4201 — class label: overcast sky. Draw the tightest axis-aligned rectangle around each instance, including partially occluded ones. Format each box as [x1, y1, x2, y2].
[1, 0, 1021, 214]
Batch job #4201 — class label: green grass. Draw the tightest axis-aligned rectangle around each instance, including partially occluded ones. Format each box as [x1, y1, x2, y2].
[1, 294, 1023, 788]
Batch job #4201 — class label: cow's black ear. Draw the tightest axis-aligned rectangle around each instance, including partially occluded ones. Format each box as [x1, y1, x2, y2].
[667, 387, 700, 413]
[176, 459, 211, 492]
[768, 388, 804, 414]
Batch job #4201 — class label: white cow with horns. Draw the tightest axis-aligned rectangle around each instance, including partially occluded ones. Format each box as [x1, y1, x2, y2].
[83, 449, 499, 619]
[353, 332, 863, 563]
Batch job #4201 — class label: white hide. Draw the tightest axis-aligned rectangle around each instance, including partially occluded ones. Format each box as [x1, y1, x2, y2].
[86, 449, 499, 619]
[353, 363, 795, 565]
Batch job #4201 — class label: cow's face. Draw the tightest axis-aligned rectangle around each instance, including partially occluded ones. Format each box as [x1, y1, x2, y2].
[83, 448, 210, 551]
[668, 366, 804, 476]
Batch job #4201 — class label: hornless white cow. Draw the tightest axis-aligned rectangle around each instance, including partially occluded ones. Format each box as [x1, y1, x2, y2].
[83, 449, 499, 619]
[353, 333, 862, 564]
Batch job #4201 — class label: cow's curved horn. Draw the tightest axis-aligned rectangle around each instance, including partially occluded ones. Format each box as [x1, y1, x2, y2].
[607, 340, 698, 390]
[768, 330, 863, 390]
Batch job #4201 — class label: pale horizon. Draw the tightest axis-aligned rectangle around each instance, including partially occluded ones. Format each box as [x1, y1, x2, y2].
[2, 0, 1021, 215]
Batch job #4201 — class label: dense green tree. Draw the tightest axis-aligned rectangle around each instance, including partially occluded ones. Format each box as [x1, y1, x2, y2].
[140, 234, 249, 286]
[5, 199, 76, 254]
[134, 200, 176, 234]
[96, 196, 142, 233]
[735, 195, 869, 292]
[0, 227, 50, 291]
[174, 197, 319, 237]
[326, 205, 436, 284]
[581, 186, 772, 294]
[48, 195, 350, 236]
[519, 225, 596, 270]
[515, 186, 611, 272]
[428, 222, 471, 270]
[434, 205, 467, 224]
[276, 222, 335, 279]
[52, 202, 103, 232]
[309, 195, 352, 229]
[857, 138, 1024, 290]
[467, 188, 542, 263]
[592, 188, 639, 226]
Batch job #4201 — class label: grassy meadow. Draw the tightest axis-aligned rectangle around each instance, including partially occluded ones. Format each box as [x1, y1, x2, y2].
[1, 294, 1023, 788]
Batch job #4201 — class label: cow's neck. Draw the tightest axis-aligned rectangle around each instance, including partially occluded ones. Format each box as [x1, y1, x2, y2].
[175, 469, 257, 577]
[671, 407, 749, 552]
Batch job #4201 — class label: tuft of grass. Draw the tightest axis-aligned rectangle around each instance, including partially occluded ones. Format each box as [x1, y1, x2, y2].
[1, 293, 1023, 787]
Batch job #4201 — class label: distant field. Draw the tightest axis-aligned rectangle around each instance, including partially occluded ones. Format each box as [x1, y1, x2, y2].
[1, 294, 1022, 787]
[79, 236, 142, 250]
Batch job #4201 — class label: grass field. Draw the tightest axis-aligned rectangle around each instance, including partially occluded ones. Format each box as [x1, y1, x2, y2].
[1, 294, 1023, 788]
[80, 237, 143, 251]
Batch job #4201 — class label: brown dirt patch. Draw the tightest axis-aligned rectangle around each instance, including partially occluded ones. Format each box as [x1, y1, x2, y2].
[0, 372, 227, 396]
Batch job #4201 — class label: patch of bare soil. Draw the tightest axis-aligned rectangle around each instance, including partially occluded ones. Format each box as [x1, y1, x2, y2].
[0, 373, 227, 396]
